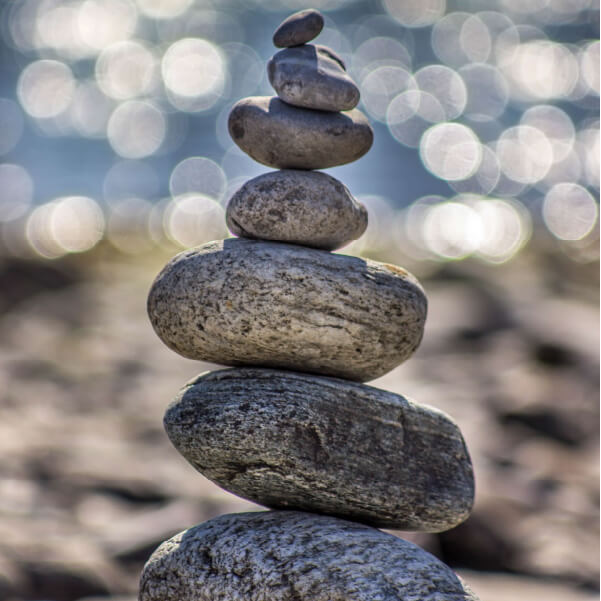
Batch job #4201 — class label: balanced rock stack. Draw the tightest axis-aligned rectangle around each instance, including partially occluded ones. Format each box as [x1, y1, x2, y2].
[140, 9, 479, 601]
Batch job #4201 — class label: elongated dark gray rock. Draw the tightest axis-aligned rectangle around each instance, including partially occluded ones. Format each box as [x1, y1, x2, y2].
[147, 238, 427, 382]
[139, 511, 480, 601]
[268, 44, 359, 111]
[228, 96, 373, 169]
[273, 8, 324, 48]
[226, 170, 367, 250]
[165, 368, 475, 531]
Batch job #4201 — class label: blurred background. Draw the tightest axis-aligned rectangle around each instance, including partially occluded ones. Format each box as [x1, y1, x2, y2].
[0, 0, 598, 600]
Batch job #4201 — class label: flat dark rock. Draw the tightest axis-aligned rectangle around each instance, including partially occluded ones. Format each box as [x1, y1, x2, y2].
[226, 170, 367, 250]
[139, 511, 481, 601]
[165, 368, 475, 531]
[268, 44, 359, 111]
[228, 96, 373, 169]
[147, 238, 427, 382]
[273, 9, 324, 48]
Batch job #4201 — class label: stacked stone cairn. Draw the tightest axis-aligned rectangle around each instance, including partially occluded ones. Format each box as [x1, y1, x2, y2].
[140, 8, 479, 601]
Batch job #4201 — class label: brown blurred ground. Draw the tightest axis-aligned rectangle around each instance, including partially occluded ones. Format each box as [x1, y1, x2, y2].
[0, 241, 598, 601]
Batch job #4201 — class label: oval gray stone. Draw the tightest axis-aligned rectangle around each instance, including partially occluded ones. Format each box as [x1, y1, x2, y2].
[165, 368, 475, 531]
[268, 45, 360, 112]
[228, 96, 373, 169]
[273, 9, 324, 48]
[139, 511, 481, 601]
[226, 170, 367, 250]
[147, 238, 427, 382]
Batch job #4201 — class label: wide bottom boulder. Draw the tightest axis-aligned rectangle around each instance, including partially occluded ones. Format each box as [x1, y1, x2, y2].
[139, 511, 480, 601]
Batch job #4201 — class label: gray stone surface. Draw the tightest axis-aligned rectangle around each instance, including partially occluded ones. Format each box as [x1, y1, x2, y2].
[268, 44, 359, 112]
[139, 511, 481, 601]
[228, 96, 373, 169]
[226, 170, 367, 250]
[147, 238, 427, 381]
[273, 9, 324, 48]
[165, 368, 475, 531]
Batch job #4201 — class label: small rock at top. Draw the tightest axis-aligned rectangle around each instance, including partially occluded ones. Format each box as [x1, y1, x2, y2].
[273, 8, 324, 48]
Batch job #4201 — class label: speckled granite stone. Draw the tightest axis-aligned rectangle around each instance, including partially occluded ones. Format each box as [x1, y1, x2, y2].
[226, 170, 367, 250]
[273, 8, 324, 48]
[228, 96, 373, 169]
[268, 44, 359, 112]
[139, 511, 481, 601]
[164, 368, 475, 531]
[147, 238, 427, 382]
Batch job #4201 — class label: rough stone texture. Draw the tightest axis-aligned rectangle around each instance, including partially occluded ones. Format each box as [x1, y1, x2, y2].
[165, 368, 475, 531]
[147, 238, 427, 382]
[268, 44, 359, 112]
[226, 170, 367, 250]
[228, 96, 373, 169]
[139, 511, 481, 601]
[273, 9, 324, 48]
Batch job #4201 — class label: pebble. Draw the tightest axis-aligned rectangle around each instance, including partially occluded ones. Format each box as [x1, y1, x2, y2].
[147, 238, 427, 382]
[273, 8, 324, 48]
[228, 96, 373, 169]
[139, 511, 480, 601]
[226, 170, 367, 250]
[268, 44, 359, 112]
[164, 368, 475, 531]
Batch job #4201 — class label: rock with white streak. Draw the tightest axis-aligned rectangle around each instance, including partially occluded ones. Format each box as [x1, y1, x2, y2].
[139, 511, 481, 601]
[147, 238, 427, 382]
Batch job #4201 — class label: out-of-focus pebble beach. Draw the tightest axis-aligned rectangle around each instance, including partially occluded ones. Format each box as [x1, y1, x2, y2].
[0, 238, 597, 601]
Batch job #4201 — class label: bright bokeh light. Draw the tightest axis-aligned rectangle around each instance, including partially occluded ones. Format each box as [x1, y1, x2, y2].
[432, 12, 491, 67]
[422, 201, 483, 260]
[580, 41, 600, 96]
[450, 145, 500, 195]
[78, 0, 138, 51]
[0, 99, 25, 155]
[164, 194, 227, 248]
[420, 122, 482, 181]
[17, 60, 76, 119]
[472, 197, 531, 263]
[169, 157, 227, 201]
[520, 105, 575, 163]
[135, 0, 193, 20]
[414, 65, 467, 120]
[543, 183, 598, 240]
[576, 128, 600, 189]
[352, 37, 412, 80]
[387, 90, 445, 147]
[361, 66, 415, 122]
[0, 164, 34, 222]
[25, 196, 104, 258]
[34, 1, 89, 60]
[107, 101, 166, 159]
[502, 40, 579, 101]
[96, 41, 157, 100]
[496, 125, 553, 184]
[162, 38, 226, 112]
[48, 196, 105, 253]
[383, 0, 446, 28]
